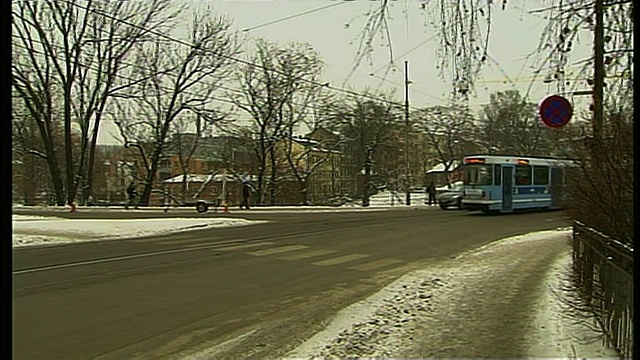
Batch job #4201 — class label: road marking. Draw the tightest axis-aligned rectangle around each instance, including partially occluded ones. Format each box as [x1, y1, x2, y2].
[312, 254, 369, 266]
[278, 249, 337, 261]
[216, 242, 274, 251]
[156, 238, 216, 245]
[349, 258, 403, 271]
[13, 244, 224, 275]
[129, 235, 208, 243]
[248, 245, 308, 256]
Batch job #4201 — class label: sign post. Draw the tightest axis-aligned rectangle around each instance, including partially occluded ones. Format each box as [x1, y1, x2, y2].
[537, 94, 573, 128]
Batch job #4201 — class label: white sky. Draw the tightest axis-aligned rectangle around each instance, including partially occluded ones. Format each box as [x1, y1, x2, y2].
[98, 0, 595, 145]
[12, 212, 617, 358]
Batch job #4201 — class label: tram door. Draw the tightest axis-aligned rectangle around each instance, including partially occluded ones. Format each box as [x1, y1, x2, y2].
[502, 166, 513, 211]
[550, 167, 564, 208]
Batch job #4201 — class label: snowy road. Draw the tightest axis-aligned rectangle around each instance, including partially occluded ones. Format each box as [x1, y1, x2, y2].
[12, 209, 617, 358]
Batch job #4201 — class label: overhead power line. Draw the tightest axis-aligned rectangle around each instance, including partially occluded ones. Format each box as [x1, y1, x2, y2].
[59, 0, 414, 109]
[242, 2, 348, 32]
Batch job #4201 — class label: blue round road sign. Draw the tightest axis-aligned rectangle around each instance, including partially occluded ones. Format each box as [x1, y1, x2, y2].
[538, 95, 573, 128]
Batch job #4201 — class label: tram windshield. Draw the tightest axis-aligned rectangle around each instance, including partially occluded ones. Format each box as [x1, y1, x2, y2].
[464, 164, 493, 186]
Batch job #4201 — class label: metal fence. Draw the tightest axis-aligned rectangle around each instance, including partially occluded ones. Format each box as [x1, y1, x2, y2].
[572, 220, 633, 358]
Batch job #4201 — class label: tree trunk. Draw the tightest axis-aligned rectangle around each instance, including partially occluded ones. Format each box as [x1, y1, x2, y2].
[63, 81, 76, 205]
[299, 180, 309, 205]
[269, 147, 277, 205]
[362, 157, 371, 207]
[37, 120, 66, 206]
[83, 112, 103, 205]
[139, 146, 162, 207]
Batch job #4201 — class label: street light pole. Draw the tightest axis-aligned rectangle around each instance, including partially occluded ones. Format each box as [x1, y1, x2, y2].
[404, 60, 411, 206]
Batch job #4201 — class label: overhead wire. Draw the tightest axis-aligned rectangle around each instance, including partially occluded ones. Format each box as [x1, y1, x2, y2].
[368, 34, 439, 76]
[11, 33, 369, 116]
[58, 0, 417, 109]
[368, 73, 448, 104]
[241, 1, 349, 32]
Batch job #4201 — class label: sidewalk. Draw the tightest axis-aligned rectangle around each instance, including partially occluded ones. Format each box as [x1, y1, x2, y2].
[287, 229, 619, 358]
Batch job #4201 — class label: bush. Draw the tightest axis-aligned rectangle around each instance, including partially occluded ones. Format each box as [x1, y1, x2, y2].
[563, 107, 633, 244]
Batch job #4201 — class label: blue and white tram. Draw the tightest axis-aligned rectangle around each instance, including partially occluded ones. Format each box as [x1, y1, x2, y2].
[460, 155, 574, 213]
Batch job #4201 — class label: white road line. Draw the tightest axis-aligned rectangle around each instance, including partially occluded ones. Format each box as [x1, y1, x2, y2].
[216, 242, 274, 251]
[247, 245, 308, 256]
[156, 238, 215, 245]
[128, 236, 203, 243]
[312, 254, 370, 266]
[13, 244, 221, 275]
[278, 249, 337, 261]
[349, 258, 403, 272]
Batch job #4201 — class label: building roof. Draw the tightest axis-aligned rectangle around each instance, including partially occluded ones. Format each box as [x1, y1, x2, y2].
[426, 160, 461, 174]
[163, 174, 211, 183]
[163, 173, 258, 183]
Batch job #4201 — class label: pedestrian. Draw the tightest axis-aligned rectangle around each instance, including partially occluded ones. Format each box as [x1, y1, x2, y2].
[126, 182, 138, 209]
[426, 181, 437, 206]
[240, 175, 251, 210]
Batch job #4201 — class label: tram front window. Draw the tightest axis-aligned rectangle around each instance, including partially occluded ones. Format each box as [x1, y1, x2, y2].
[464, 164, 493, 186]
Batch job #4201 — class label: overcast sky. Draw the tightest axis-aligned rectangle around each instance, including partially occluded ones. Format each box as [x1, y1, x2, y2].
[98, 0, 594, 144]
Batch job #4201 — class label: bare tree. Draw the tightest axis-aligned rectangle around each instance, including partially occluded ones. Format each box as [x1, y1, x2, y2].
[352, 0, 501, 100]
[525, 0, 633, 101]
[11, 91, 53, 204]
[12, 0, 177, 205]
[474, 90, 554, 156]
[233, 39, 325, 205]
[165, 113, 216, 203]
[282, 92, 341, 205]
[112, 12, 240, 206]
[13, 2, 69, 205]
[327, 91, 401, 207]
[413, 102, 475, 182]
[74, 1, 181, 204]
[564, 103, 633, 244]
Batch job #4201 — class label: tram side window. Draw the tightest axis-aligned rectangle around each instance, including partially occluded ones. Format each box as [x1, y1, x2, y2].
[494, 165, 501, 185]
[515, 165, 532, 185]
[533, 166, 550, 185]
[464, 164, 493, 185]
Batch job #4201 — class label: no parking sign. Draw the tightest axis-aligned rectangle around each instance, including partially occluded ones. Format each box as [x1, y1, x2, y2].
[537, 95, 573, 128]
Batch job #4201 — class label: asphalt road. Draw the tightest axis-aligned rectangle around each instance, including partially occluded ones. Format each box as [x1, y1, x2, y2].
[12, 207, 571, 359]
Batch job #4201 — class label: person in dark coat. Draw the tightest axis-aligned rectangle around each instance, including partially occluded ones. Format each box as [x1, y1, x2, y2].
[426, 181, 437, 205]
[240, 175, 252, 209]
[126, 182, 138, 209]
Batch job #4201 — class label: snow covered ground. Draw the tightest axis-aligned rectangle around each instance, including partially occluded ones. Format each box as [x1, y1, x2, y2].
[12, 215, 268, 247]
[12, 213, 619, 358]
[285, 229, 619, 358]
[12, 191, 432, 248]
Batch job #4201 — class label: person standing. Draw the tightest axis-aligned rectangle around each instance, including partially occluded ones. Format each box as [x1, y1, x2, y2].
[126, 182, 138, 209]
[240, 174, 251, 210]
[426, 181, 437, 206]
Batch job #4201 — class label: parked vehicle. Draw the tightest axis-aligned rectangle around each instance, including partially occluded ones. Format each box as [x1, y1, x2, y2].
[436, 181, 464, 210]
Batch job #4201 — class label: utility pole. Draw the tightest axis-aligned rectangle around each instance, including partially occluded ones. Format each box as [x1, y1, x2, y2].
[404, 60, 411, 206]
[593, 0, 604, 148]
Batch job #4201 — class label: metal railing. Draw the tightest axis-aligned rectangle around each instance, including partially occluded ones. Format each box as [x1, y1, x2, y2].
[572, 220, 633, 358]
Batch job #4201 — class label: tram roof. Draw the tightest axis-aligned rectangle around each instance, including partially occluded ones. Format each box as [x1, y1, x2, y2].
[462, 155, 575, 166]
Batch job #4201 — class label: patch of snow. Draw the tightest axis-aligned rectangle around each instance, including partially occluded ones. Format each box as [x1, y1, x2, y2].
[12, 215, 268, 248]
